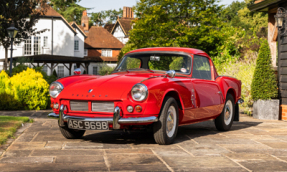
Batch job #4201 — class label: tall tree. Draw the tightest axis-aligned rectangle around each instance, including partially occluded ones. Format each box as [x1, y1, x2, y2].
[49, 0, 87, 24]
[0, 0, 47, 71]
[127, 0, 224, 56]
[90, 8, 123, 26]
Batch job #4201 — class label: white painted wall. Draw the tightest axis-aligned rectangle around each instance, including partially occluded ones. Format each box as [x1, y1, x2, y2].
[74, 28, 85, 58]
[0, 17, 88, 74]
[113, 25, 129, 45]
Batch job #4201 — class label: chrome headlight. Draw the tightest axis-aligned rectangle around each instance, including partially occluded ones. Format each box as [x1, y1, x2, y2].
[131, 83, 148, 101]
[49, 82, 64, 98]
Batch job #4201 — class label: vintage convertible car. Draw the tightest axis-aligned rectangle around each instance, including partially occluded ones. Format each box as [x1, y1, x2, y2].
[48, 47, 243, 145]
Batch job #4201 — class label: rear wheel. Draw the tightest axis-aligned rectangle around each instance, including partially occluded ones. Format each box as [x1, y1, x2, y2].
[214, 94, 235, 131]
[153, 97, 179, 145]
[59, 123, 85, 139]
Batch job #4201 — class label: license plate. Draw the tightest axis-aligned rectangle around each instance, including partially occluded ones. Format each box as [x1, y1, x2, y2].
[68, 120, 109, 130]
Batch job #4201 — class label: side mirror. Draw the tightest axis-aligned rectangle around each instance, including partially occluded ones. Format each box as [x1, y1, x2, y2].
[165, 70, 176, 78]
[74, 68, 81, 75]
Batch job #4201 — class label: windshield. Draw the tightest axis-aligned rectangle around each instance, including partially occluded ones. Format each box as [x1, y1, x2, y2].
[115, 53, 192, 74]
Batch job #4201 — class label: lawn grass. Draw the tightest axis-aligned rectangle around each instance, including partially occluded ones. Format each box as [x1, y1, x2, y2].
[0, 116, 32, 145]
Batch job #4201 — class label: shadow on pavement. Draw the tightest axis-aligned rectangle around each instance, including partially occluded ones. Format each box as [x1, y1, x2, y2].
[81, 120, 262, 145]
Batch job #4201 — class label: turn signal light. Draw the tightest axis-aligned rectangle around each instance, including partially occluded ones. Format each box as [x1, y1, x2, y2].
[135, 105, 142, 112]
[53, 103, 59, 109]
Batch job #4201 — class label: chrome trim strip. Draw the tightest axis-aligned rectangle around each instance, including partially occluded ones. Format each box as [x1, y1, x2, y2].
[119, 116, 158, 124]
[113, 107, 121, 129]
[47, 106, 158, 129]
[59, 104, 65, 127]
[237, 98, 244, 104]
[48, 112, 59, 119]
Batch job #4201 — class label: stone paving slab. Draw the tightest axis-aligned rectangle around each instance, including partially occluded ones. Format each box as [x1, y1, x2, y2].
[1, 113, 287, 171]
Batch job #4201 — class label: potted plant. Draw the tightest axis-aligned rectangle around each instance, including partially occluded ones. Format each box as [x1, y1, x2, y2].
[251, 39, 279, 120]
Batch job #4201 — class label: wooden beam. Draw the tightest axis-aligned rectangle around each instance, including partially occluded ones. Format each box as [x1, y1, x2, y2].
[63, 63, 69, 70]
[272, 22, 278, 42]
[30, 63, 36, 68]
[69, 63, 73, 75]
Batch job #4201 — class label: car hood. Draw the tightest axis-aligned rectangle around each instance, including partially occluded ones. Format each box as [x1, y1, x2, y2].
[58, 73, 162, 100]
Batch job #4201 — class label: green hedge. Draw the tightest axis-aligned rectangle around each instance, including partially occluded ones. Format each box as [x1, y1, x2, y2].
[251, 39, 278, 101]
[0, 68, 49, 110]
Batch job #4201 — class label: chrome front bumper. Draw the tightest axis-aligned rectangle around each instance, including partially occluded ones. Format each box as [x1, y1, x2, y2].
[48, 105, 158, 129]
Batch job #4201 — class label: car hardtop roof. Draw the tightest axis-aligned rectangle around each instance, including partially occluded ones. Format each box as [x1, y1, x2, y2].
[126, 47, 210, 58]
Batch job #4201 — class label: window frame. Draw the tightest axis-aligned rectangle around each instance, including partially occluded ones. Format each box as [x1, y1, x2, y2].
[191, 55, 213, 80]
[24, 37, 32, 55]
[101, 49, 112, 57]
[43, 36, 48, 47]
[58, 66, 65, 78]
[84, 49, 88, 56]
[74, 40, 79, 51]
[33, 36, 41, 55]
[114, 52, 193, 76]
[92, 66, 98, 75]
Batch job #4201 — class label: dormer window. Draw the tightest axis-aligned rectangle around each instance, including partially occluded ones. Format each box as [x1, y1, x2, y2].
[101, 49, 112, 57]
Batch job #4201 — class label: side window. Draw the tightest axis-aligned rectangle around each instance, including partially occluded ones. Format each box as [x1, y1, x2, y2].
[192, 56, 211, 80]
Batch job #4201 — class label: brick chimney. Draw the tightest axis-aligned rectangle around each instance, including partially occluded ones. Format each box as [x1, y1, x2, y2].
[81, 10, 89, 31]
[123, 7, 134, 19]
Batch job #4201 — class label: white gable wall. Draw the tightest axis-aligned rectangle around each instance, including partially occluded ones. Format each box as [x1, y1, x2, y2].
[113, 24, 129, 45]
[52, 18, 74, 56]
[74, 27, 85, 58]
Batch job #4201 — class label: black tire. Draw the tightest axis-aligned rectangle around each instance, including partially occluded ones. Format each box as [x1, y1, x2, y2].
[59, 123, 86, 139]
[214, 94, 235, 131]
[153, 97, 179, 145]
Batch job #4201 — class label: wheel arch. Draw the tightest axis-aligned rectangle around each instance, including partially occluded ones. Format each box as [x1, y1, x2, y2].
[160, 90, 184, 122]
[226, 88, 239, 121]
[226, 88, 236, 103]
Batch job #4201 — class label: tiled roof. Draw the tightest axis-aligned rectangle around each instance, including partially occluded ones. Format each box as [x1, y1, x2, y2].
[104, 24, 115, 33]
[41, 5, 76, 34]
[85, 26, 124, 49]
[111, 18, 134, 36]
[42, 5, 62, 17]
[69, 21, 87, 38]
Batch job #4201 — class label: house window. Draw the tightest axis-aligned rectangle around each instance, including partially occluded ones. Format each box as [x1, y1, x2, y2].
[43, 36, 48, 47]
[42, 65, 48, 74]
[93, 66, 98, 75]
[34, 36, 41, 55]
[58, 66, 64, 78]
[74, 40, 79, 51]
[0, 65, 2, 71]
[101, 49, 112, 57]
[84, 49, 88, 56]
[24, 37, 31, 55]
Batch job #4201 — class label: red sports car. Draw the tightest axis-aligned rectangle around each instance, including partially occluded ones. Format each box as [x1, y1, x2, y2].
[48, 47, 243, 145]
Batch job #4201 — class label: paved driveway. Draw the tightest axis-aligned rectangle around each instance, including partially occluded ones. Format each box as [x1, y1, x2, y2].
[1, 113, 287, 171]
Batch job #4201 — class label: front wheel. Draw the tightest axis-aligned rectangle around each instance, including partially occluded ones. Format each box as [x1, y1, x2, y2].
[59, 123, 86, 139]
[153, 97, 179, 145]
[214, 94, 235, 131]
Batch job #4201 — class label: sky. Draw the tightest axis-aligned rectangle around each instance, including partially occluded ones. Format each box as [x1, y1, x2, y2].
[78, 0, 245, 13]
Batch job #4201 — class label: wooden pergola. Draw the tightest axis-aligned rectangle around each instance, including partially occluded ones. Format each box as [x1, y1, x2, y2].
[0, 55, 118, 75]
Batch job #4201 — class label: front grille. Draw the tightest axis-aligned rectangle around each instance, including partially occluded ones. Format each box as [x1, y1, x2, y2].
[70, 101, 89, 111]
[92, 102, 114, 113]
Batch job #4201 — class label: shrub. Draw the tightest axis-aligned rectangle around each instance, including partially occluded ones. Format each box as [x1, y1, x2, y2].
[251, 39, 278, 101]
[99, 64, 115, 75]
[215, 58, 256, 115]
[0, 68, 50, 110]
[53, 70, 58, 77]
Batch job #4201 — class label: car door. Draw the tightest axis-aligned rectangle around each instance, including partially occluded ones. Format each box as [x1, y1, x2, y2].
[191, 55, 224, 119]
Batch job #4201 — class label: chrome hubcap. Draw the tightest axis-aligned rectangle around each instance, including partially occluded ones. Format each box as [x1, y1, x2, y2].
[166, 106, 176, 137]
[224, 100, 233, 125]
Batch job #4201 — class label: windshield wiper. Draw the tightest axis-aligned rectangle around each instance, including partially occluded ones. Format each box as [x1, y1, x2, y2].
[127, 68, 154, 73]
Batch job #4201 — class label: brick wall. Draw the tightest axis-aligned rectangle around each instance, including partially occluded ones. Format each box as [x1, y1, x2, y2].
[280, 105, 287, 121]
